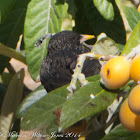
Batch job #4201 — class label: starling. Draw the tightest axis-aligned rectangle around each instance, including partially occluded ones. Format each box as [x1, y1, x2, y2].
[39, 31, 101, 92]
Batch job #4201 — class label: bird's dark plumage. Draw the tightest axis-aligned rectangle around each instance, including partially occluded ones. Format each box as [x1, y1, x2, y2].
[40, 31, 101, 92]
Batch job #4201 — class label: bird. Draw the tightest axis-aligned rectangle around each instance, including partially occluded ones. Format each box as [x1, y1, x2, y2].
[38, 30, 101, 92]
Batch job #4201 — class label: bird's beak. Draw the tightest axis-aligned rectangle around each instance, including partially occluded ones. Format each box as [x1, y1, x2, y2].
[80, 34, 95, 43]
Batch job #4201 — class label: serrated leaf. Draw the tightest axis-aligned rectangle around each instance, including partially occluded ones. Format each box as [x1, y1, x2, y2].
[123, 6, 140, 30]
[0, 0, 29, 73]
[102, 124, 140, 140]
[20, 85, 68, 134]
[24, 0, 66, 80]
[0, 0, 16, 22]
[0, 69, 24, 140]
[93, 0, 114, 21]
[16, 85, 47, 118]
[0, 43, 26, 64]
[121, 20, 140, 55]
[60, 75, 117, 130]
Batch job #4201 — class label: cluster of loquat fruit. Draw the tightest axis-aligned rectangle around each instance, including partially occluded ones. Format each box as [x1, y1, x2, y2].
[100, 54, 140, 132]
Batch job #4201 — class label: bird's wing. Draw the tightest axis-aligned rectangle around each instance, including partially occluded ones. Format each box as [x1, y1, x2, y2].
[40, 51, 73, 92]
[82, 59, 101, 77]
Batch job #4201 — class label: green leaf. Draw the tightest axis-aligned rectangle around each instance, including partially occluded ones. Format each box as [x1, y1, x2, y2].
[24, 0, 66, 80]
[116, 43, 124, 52]
[60, 75, 117, 130]
[0, 11, 1, 22]
[91, 36, 120, 55]
[0, 83, 6, 108]
[102, 124, 140, 140]
[74, 0, 92, 34]
[9, 131, 18, 140]
[0, 0, 16, 22]
[0, 0, 29, 73]
[123, 6, 140, 30]
[121, 20, 140, 55]
[0, 69, 24, 140]
[87, 130, 105, 140]
[0, 72, 14, 86]
[66, 0, 76, 19]
[0, 43, 26, 64]
[74, 0, 126, 44]
[0, 83, 6, 95]
[93, 0, 114, 21]
[20, 85, 67, 133]
[16, 85, 47, 118]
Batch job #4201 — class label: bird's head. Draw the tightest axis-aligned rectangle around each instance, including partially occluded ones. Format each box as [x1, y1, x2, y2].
[48, 31, 95, 53]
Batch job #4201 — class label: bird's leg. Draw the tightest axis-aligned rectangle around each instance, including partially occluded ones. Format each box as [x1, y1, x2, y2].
[35, 33, 55, 47]
[67, 53, 113, 98]
[67, 52, 99, 98]
[67, 53, 88, 95]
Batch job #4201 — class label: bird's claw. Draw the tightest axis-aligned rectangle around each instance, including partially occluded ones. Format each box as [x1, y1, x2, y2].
[67, 73, 88, 98]
[67, 53, 92, 98]
[78, 73, 88, 85]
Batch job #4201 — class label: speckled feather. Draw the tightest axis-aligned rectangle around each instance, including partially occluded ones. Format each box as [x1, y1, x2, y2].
[40, 31, 101, 92]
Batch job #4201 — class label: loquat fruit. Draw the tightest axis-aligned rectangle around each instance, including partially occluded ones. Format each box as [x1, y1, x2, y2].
[119, 98, 140, 132]
[100, 56, 130, 89]
[128, 84, 140, 115]
[130, 55, 140, 84]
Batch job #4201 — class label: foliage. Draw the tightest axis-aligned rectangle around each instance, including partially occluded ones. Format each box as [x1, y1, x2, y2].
[0, 0, 140, 140]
